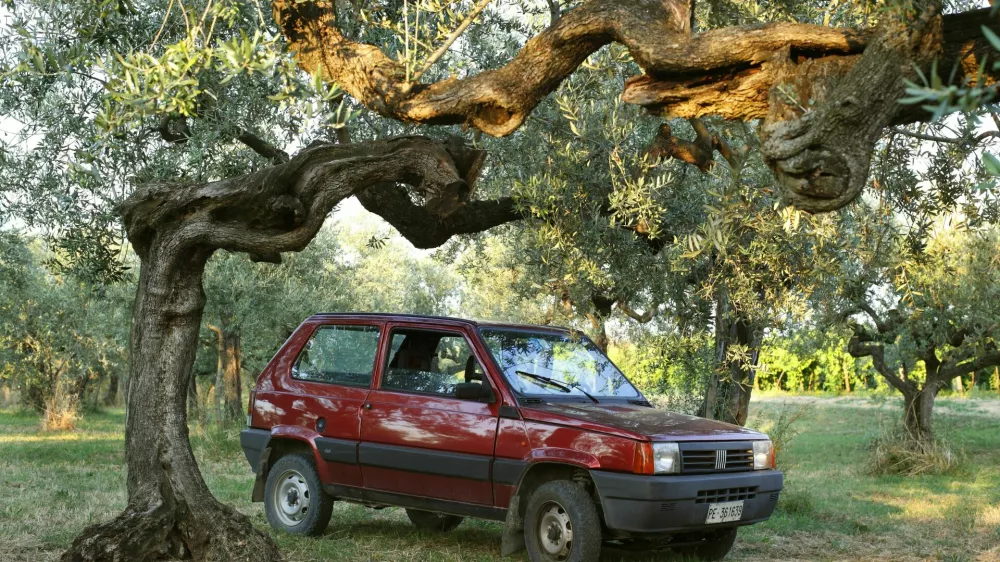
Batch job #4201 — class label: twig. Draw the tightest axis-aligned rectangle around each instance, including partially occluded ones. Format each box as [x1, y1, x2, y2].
[891, 127, 1000, 144]
[406, 0, 494, 89]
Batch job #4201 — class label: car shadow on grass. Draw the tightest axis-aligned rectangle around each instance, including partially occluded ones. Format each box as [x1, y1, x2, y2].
[285, 514, 698, 562]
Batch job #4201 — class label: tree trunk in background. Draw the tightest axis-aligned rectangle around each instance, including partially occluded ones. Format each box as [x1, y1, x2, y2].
[208, 315, 245, 423]
[701, 287, 760, 426]
[63, 243, 279, 562]
[902, 387, 937, 442]
[188, 372, 200, 421]
[102, 373, 118, 406]
[208, 324, 225, 428]
[72, 371, 90, 401]
[587, 294, 615, 352]
[221, 315, 244, 422]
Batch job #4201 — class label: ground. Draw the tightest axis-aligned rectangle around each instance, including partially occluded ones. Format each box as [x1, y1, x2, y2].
[1, 396, 998, 562]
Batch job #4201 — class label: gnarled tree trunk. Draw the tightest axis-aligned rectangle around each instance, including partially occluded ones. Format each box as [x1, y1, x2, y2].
[63, 137, 484, 561]
[64, 246, 278, 561]
[902, 387, 937, 443]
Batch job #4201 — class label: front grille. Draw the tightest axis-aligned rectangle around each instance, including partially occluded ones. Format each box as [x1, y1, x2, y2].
[695, 486, 758, 504]
[681, 448, 754, 473]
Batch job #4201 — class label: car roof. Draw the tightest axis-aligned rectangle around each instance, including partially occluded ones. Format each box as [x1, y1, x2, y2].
[306, 312, 572, 333]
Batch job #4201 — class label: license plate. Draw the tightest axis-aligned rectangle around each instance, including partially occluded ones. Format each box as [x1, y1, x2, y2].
[705, 500, 744, 524]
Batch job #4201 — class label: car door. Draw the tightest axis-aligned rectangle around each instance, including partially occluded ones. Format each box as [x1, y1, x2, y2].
[282, 321, 382, 487]
[359, 324, 500, 505]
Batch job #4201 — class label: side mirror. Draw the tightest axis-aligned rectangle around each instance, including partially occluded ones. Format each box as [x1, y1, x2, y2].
[455, 382, 493, 401]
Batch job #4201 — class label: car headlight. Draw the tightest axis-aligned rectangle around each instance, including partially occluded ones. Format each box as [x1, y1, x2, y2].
[753, 440, 774, 470]
[652, 442, 680, 474]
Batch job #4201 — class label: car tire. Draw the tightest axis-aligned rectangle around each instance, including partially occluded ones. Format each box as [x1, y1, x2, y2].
[671, 528, 738, 561]
[264, 453, 334, 536]
[405, 509, 464, 532]
[524, 480, 602, 562]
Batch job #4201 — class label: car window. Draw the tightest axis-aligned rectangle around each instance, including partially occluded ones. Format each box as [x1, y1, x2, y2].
[292, 325, 380, 387]
[382, 329, 487, 398]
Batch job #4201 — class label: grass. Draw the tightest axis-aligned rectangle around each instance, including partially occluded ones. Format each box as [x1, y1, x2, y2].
[1, 399, 999, 562]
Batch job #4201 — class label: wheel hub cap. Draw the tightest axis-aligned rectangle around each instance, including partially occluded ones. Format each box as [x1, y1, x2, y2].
[273, 469, 311, 526]
[537, 502, 572, 560]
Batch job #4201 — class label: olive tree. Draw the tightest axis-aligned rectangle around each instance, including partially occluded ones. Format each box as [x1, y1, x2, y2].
[836, 215, 1000, 442]
[3, 0, 1000, 559]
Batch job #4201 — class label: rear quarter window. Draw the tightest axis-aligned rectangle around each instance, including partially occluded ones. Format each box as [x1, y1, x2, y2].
[292, 325, 380, 387]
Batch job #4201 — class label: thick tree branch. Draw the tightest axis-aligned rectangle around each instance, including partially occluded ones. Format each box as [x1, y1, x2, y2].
[848, 335, 911, 393]
[235, 130, 290, 164]
[273, 0, 860, 136]
[858, 302, 896, 334]
[120, 137, 481, 259]
[274, 1, 994, 213]
[938, 351, 1000, 382]
[356, 187, 525, 249]
[624, 10, 995, 123]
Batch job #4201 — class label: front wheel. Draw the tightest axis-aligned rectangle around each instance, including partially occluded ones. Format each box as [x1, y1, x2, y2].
[263, 453, 334, 536]
[671, 528, 738, 561]
[405, 509, 464, 532]
[524, 481, 602, 562]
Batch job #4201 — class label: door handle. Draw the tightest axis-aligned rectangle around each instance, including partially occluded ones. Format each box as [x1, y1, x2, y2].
[364, 403, 372, 410]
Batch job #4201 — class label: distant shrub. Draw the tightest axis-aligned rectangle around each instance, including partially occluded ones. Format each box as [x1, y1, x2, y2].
[41, 386, 80, 431]
[867, 425, 960, 476]
[747, 403, 810, 469]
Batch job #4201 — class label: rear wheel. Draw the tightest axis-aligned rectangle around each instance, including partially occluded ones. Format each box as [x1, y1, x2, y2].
[264, 453, 334, 536]
[524, 480, 601, 562]
[671, 528, 738, 561]
[405, 509, 464, 532]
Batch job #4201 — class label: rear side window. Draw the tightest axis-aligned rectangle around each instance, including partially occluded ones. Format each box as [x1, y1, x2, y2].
[292, 325, 380, 387]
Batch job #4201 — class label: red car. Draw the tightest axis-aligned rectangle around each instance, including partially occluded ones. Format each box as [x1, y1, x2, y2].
[241, 314, 782, 562]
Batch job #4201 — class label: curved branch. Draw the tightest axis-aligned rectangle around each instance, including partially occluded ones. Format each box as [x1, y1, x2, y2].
[617, 299, 658, 323]
[939, 351, 1000, 382]
[273, 0, 861, 136]
[120, 137, 479, 259]
[356, 187, 525, 249]
[848, 335, 910, 393]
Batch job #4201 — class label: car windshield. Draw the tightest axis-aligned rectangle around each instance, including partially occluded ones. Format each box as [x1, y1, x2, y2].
[479, 329, 640, 399]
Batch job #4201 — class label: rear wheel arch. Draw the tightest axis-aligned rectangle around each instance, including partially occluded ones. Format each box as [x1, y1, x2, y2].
[252, 436, 317, 502]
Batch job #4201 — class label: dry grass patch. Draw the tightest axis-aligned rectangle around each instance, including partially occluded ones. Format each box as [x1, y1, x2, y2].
[867, 426, 960, 476]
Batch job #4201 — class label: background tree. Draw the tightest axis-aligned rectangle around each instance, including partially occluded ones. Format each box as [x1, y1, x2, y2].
[830, 211, 1000, 442]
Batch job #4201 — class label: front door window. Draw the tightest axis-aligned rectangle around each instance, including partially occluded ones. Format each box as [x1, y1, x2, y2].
[382, 329, 488, 398]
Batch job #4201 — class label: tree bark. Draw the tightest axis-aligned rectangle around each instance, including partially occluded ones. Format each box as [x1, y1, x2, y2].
[63, 136, 484, 561]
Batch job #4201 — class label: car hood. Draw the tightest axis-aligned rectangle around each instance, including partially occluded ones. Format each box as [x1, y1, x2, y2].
[521, 401, 767, 442]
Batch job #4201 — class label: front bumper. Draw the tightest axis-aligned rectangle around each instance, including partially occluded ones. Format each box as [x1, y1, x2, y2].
[591, 469, 783, 536]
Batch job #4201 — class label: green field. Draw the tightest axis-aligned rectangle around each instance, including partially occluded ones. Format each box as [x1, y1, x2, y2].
[1, 397, 998, 562]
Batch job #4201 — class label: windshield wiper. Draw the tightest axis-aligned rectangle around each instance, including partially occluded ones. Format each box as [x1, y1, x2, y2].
[514, 371, 599, 404]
